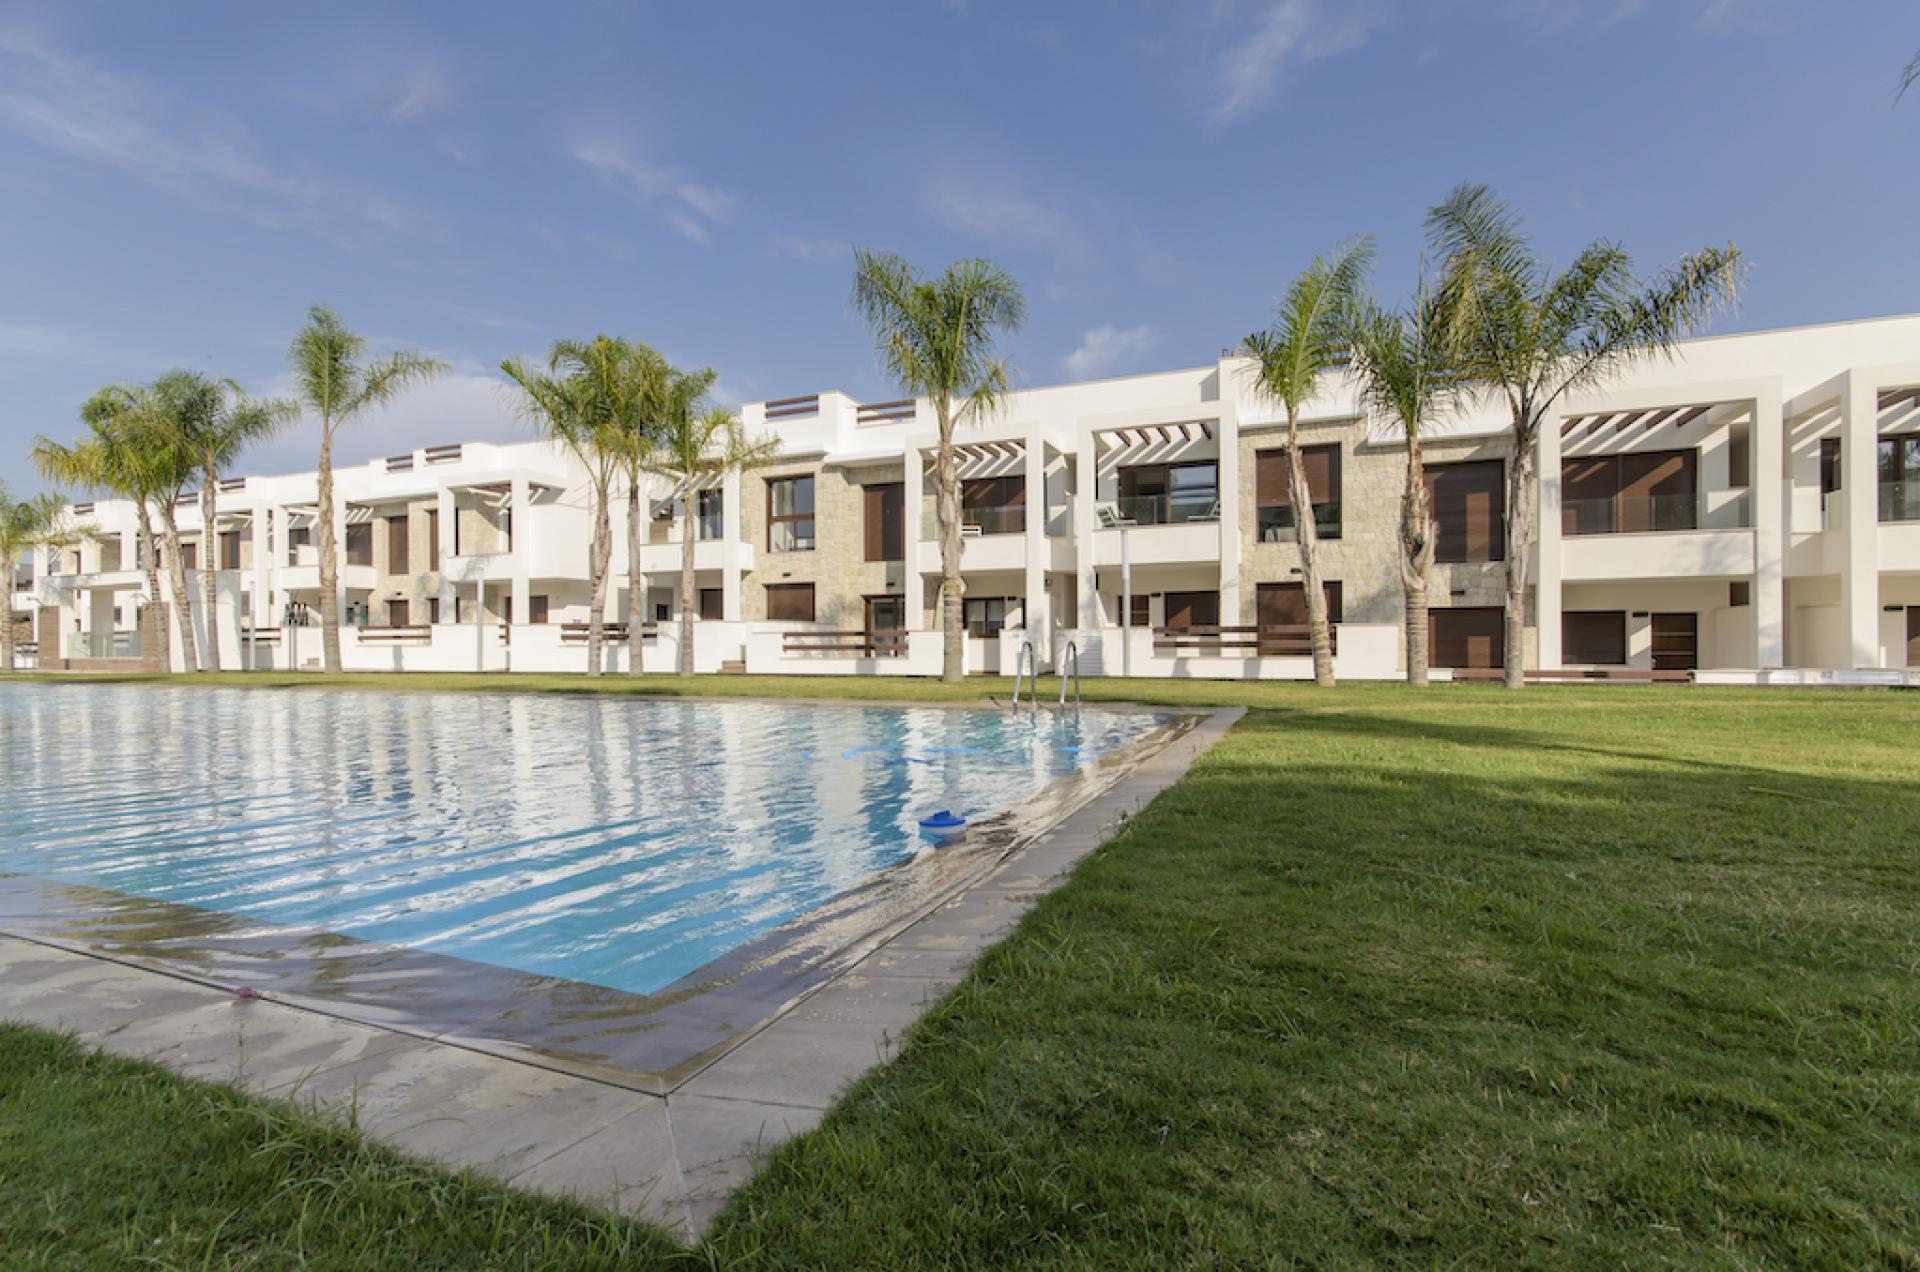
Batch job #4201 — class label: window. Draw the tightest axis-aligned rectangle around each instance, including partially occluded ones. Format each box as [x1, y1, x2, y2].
[699, 588, 724, 621]
[864, 482, 905, 561]
[1430, 607, 1504, 669]
[388, 599, 410, 627]
[964, 596, 1010, 637]
[1727, 431, 1750, 489]
[1116, 463, 1217, 526]
[767, 476, 815, 552]
[1729, 581, 1751, 608]
[961, 476, 1026, 535]
[345, 522, 373, 567]
[1127, 594, 1150, 627]
[1562, 611, 1627, 665]
[387, 515, 409, 574]
[765, 582, 816, 622]
[698, 489, 724, 541]
[1255, 582, 1342, 655]
[1820, 437, 1842, 496]
[287, 525, 311, 564]
[1880, 435, 1920, 522]
[219, 531, 241, 571]
[1163, 591, 1220, 630]
[1424, 461, 1505, 562]
[179, 542, 197, 570]
[1255, 445, 1341, 540]
[529, 595, 549, 624]
[427, 510, 441, 570]
[1561, 451, 1697, 534]
[428, 597, 440, 624]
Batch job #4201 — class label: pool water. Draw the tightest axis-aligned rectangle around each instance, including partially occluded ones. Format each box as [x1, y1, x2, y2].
[0, 685, 1165, 995]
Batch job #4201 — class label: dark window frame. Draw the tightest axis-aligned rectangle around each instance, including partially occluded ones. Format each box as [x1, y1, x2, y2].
[765, 582, 816, 622]
[1255, 444, 1342, 541]
[767, 475, 816, 553]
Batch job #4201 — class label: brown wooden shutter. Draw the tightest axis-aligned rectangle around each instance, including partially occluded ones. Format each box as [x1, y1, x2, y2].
[865, 483, 905, 560]
[1618, 450, 1695, 532]
[1426, 461, 1505, 563]
[1255, 450, 1289, 507]
[1562, 611, 1626, 665]
[1430, 607, 1504, 669]
[1256, 581, 1341, 628]
[1163, 591, 1219, 629]
[387, 515, 409, 574]
[1302, 445, 1338, 504]
[1907, 608, 1920, 667]
[766, 583, 815, 622]
[529, 595, 549, 624]
[700, 588, 724, 621]
[427, 510, 440, 569]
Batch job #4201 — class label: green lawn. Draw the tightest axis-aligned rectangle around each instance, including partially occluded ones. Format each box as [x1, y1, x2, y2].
[3, 677, 1918, 1267]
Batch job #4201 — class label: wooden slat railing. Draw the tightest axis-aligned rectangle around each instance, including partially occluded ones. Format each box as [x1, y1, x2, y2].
[765, 394, 820, 421]
[354, 624, 433, 643]
[782, 629, 908, 658]
[856, 398, 916, 425]
[1449, 667, 1694, 684]
[559, 621, 656, 643]
[1150, 624, 1337, 658]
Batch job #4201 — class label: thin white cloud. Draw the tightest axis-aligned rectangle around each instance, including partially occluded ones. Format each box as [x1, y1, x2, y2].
[1063, 325, 1159, 380]
[1213, 0, 1384, 124]
[923, 177, 1079, 252]
[384, 63, 451, 124]
[0, 31, 415, 234]
[571, 138, 735, 244]
[406, 299, 537, 333]
[772, 234, 847, 263]
[241, 367, 527, 476]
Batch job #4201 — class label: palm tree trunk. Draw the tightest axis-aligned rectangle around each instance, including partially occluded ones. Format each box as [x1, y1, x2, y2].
[625, 470, 646, 677]
[137, 504, 169, 674]
[158, 502, 201, 673]
[1502, 436, 1536, 690]
[1401, 440, 1434, 687]
[201, 466, 222, 672]
[935, 400, 964, 684]
[585, 482, 610, 678]
[678, 480, 698, 677]
[1286, 409, 1334, 687]
[1, 551, 15, 673]
[317, 425, 342, 674]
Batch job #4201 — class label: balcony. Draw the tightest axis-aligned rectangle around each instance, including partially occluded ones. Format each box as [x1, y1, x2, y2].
[67, 630, 142, 659]
[1881, 480, 1920, 523]
[1092, 495, 1224, 567]
[921, 504, 1026, 539]
[1255, 502, 1341, 544]
[1103, 493, 1221, 528]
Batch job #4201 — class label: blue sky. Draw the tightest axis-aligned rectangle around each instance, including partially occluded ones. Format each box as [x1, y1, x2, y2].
[2, 0, 1916, 492]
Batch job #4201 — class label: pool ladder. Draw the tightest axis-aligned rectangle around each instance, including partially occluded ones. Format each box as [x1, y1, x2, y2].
[1011, 640, 1037, 711]
[1059, 640, 1081, 710]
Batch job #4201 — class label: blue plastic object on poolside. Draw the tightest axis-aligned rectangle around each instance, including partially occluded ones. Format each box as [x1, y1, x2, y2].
[919, 809, 967, 832]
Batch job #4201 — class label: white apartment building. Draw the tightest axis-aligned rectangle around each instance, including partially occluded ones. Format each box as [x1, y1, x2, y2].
[14, 314, 1920, 683]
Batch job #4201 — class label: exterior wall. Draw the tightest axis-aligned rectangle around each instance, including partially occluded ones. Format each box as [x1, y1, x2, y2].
[33, 315, 1920, 680]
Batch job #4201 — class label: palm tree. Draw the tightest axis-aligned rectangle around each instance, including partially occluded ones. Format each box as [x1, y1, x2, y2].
[1350, 280, 1466, 686]
[501, 338, 625, 676]
[1242, 237, 1375, 687]
[0, 482, 69, 672]
[638, 378, 779, 677]
[1427, 183, 1742, 688]
[34, 390, 178, 671]
[852, 248, 1026, 683]
[287, 307, 446, 673]
[600, 342, 672, 678]
[172, 375, 296, 672]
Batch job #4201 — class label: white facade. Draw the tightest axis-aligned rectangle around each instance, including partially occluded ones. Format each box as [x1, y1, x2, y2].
[23, 315, 1920, 681]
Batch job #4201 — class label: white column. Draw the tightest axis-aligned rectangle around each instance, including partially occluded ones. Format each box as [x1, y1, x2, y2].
[1074, 424, 1100, 631]
[722, 467, 744, 622]
[1216, 406, 1242, 625]
[436, 487, 457, 619]
[1840, 370, 1881, 668]
[1751, 383, 1786, 667]
[509, 476, 530, 625]
[1535, 416, 1564, 670]
[252, 507, 273, 623]
[902, 442, 925, 627]
[1022, 429, 1047, 660]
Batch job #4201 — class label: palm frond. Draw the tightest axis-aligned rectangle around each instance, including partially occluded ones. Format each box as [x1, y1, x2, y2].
[1248, 236, 1375, 413]
[1900, 49, 1919, 101]
[851, 246, 1026, 425]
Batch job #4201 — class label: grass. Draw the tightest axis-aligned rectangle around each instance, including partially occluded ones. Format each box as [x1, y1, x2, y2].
[4, 674, 1919, 1266]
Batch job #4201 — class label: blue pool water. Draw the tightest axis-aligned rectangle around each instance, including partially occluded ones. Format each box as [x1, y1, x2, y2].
[0, 685, 1165, 995]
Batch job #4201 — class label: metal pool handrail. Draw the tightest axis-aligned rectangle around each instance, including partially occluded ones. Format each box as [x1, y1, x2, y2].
[1011, 639, 1037, 710]
[1059, 640, 1081, 710]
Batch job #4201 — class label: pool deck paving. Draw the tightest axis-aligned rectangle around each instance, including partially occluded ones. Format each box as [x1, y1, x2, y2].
[0, 704, 1240, 1240]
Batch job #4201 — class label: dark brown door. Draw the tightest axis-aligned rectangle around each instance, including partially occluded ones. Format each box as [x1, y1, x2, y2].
[1162, 591, 1219, 630]
[1905, 608, 1919, 667]
[388, 599, 409, 627]
[1255, 582, 1342, 655]
[1431, 607, 1503, 669]
[865, 595, 906, 655]
[1650, 613, 1698, 671]
[864, 483, 905, 561]
[387, 516, 409, 573]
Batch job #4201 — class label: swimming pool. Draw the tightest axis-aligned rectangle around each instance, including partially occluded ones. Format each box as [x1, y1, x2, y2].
[0, 685, 1167, 997]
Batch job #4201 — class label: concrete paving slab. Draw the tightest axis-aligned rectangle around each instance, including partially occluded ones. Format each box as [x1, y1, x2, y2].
[508, 1099, 686, 1232]
[669, 1092, 825, 1217]
[677, 1019, 903, 1110]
